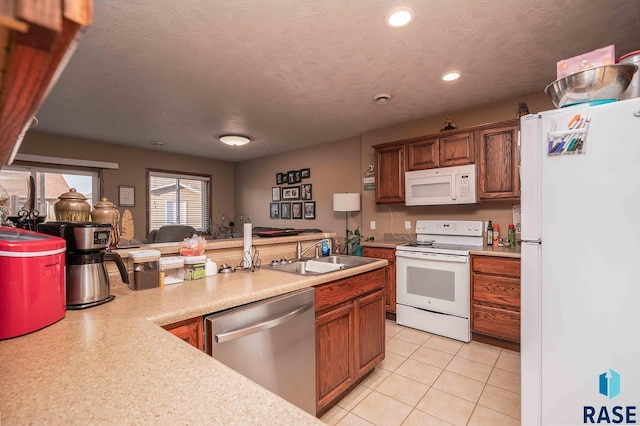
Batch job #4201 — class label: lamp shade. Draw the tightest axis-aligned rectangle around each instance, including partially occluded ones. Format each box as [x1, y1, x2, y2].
[333, 193, 360, 212]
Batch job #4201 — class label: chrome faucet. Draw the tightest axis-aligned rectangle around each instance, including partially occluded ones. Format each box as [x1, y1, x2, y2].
[297, 238, 331, 259]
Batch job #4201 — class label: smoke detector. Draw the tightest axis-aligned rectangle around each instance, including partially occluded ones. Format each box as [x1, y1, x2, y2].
[373, 93, 392, 104]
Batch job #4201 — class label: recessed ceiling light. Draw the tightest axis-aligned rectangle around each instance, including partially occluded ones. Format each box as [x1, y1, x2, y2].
[373, 93, 392, 104]
[385, 7, 415, 28]
[442, 71, 461, 81]
[219, 135, 251, 146]
[150, 141, 164, 146]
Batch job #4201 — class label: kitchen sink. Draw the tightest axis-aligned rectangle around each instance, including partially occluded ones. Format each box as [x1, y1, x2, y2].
[270, 255, 378, 275]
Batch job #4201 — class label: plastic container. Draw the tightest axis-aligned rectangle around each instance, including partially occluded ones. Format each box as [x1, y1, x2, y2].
[160, 256, 185, 285]
[183, 255, 207, 280]
[205, 258, 217, 276]
[128, 250, 161, 290]
[619, 50, 640, 100]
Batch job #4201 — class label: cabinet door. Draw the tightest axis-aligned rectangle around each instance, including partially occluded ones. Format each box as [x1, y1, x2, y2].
[0, 1, 92, 166]
[375, 144, 405, 203]
[439, 132, 474, 167]
[477, 124, 520, 200]
[316, 302, 355, 413]
[362, 247, 396, 314]
[162, 317, 203, 350]
[407, 138, 438, 170]
[354, 288, 385, 377]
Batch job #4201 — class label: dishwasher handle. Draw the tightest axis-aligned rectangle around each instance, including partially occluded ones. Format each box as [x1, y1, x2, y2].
[215, 300, 314, 343]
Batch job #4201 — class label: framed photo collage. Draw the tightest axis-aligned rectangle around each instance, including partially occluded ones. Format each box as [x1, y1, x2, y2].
[270, 168, 315, 220]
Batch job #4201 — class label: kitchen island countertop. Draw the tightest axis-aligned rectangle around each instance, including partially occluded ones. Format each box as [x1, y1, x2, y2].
[0, 258, 387, 424]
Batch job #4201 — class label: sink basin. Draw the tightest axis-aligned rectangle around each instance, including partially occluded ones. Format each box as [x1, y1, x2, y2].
[270, 255, 378, 275]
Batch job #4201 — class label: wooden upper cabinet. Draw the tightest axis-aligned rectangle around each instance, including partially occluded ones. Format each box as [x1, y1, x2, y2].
[374, 119, 518, 204]
[407, 132, 474, 171]
[439, 131, 474, 167]
[374, 143, 405, 204]
[477, 121, 520, 200]
[407, 137, 437, 170]
[0, 0, 93, 166]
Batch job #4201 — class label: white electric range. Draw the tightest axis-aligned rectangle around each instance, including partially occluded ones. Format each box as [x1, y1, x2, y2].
[395, 219, 483, 342]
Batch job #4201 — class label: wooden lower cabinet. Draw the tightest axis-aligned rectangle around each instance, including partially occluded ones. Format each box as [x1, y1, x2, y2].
[162, 317, 203, 351]
[470, 255, 521, 351]
[316, 302, 355, 409]
[315, 269, 386, 416]
[362, 246, 396, 318]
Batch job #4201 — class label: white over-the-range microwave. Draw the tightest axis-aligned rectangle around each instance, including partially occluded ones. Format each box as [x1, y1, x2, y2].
[405, 164, 477, 206]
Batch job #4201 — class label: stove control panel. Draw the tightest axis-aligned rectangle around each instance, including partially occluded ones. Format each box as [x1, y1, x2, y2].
[415, 220, 483, 236]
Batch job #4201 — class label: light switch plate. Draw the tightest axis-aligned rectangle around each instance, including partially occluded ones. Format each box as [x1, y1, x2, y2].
[405, 220, 412, 230]
[370, 221, 376, 230]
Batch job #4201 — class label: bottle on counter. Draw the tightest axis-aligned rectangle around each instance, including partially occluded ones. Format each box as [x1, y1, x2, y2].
[493, 224, 500, 244]
[487, 221, 493, 246]
[508, 224, 516, 247]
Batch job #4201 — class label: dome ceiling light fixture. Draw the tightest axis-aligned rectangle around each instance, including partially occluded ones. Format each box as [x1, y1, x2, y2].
[442, 71, 461, 81]
[150, 140, 164, 146]
[385, 7, 415, 28]
[373, 93, 392, 104]
[219, 135, 251, 147]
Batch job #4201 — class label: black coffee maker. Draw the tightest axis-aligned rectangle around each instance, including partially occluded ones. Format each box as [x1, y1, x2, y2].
[38, 222, 129, 309]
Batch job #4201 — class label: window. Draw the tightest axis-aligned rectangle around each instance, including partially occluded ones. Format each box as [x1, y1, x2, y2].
[0, 165, 98, 221]
[148, 170, 210, 232]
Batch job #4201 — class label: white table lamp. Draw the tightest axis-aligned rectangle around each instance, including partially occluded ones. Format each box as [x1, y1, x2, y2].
[333, 193, 361, 254]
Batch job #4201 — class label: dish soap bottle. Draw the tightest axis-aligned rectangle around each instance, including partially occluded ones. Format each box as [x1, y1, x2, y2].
[486, 221, 493, 246]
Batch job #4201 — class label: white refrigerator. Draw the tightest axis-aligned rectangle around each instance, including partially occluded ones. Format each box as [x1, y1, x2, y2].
[520, 98, 640, 425]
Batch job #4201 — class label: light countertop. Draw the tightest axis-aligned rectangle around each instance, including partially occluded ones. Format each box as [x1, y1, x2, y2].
[362, 239, 521, 258]
[470, 243, 521, 258]
[0, 258, 386, 425]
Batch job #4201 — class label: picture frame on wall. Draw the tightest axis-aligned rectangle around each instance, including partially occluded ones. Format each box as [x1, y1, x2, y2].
[272, 186, 281, 201]
[292, 202, 302, 219]
[300, 168, 310, 179]
[118, 185, 135, 207]
[281, 202, 291, 219]
[281, 186, 300, 201]
[276, 173, 283, 185]
[287, 170, 296, 184]
[294, 170, 301, 183]
[282, 172, 289, 184]
[270, 203, 279, 219]
[301, 183, 312, 200]
[304, 201, 315, 219]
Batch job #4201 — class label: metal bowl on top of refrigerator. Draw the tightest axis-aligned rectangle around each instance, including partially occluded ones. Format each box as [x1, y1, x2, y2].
[544, 64, 638, 108]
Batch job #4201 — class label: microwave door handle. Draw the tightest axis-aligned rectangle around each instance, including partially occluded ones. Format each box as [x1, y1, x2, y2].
[451, 174, 457, 200]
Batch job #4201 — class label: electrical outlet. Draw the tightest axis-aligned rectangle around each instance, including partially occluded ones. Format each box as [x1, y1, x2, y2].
[370, 221, 376, 230]
[405, 220, 412, 230]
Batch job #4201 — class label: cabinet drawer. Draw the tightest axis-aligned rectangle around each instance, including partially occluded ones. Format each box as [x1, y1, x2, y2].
[362, 247, 395, 263]
[473, 305, 520, 342]
[472, 256, 520, 277]
[315, 269, 385, 312]
[472, 274, 520, 310]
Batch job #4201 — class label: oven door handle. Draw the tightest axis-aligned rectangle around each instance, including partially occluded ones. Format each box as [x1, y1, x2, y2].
[395, 251, 468, 263]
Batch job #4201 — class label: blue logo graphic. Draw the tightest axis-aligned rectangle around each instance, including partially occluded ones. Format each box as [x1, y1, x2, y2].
[599, 369, 621, 400]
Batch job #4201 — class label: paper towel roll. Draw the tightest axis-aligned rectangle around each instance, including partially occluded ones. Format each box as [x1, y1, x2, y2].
[243, 221, 252, 268]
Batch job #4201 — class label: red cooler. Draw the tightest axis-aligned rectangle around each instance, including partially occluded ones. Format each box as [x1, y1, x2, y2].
[0, 227, 66, 339]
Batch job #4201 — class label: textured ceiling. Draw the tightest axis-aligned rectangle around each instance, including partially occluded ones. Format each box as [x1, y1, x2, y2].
[34, 0, 640, 162]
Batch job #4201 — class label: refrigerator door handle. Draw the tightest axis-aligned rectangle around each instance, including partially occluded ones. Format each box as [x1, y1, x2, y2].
[521, 238, 542, 244]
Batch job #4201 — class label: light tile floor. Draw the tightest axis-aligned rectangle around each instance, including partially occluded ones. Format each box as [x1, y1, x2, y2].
[320, 320, 521, 426]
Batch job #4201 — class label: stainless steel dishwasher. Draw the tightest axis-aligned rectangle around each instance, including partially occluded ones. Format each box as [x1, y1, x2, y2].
[204, 288, 316, 415]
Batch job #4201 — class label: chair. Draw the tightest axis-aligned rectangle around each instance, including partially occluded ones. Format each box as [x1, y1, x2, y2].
[145, 225, 199, 244]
